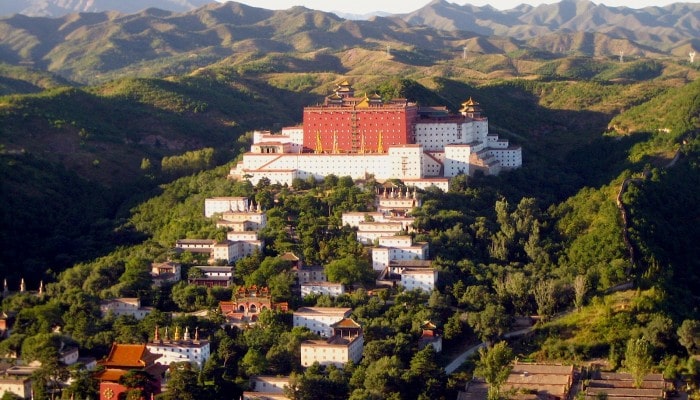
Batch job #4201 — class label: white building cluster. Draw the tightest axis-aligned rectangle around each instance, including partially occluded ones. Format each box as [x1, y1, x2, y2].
[174, 196, 267, 265]
[229, 98, 521, 189]
[342, 187, 438, 293]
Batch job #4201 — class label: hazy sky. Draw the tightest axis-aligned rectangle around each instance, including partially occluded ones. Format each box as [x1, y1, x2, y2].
[223, 0, 681, 14]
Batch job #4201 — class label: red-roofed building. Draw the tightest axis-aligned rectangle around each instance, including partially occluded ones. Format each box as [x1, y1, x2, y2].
[419, 321, 442, 353]
[219, 286, 288, 326]
[96, 344, 166, 400]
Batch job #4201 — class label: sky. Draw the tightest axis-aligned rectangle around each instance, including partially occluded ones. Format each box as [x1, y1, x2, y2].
[219, 0, 682, 15]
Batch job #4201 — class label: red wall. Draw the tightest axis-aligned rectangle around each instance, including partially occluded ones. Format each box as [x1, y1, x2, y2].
[302, 106, 417, 153]
[99, 381, 128, 400]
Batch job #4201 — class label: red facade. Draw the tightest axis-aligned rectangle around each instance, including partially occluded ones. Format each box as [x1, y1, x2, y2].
[302, 106, 417, 153]
[301, 82, 418, 153]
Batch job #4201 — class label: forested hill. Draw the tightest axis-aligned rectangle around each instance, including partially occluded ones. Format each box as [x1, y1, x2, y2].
[0, 69, 316, 283]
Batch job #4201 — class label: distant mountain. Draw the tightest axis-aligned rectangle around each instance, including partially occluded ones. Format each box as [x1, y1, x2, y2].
[0, 0, 215, 17]
[0, 1, 696, 84]
[399, 0, 700, 51]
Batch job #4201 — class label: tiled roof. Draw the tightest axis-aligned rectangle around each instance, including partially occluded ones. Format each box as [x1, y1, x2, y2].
[331, 318, 361, 329]
[96, 368, 128, 382]
[279, 252, 300, 261]
[100, 344, 160, 368]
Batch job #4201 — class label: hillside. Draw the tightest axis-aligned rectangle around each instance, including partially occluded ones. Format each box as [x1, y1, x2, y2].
[401, 0, 700, 53]
[0, 1, 697, 85]
[0, 68, 319, 283]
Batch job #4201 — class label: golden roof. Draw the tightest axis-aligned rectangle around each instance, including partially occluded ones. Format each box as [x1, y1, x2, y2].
[100, 344, 160, 368]
[332, 318, 361, 329]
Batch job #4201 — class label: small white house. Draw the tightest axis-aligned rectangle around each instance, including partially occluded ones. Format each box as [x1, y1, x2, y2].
[293, 307, 352, 337]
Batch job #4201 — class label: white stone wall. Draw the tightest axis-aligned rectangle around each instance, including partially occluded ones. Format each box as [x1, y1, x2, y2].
[249, 376, 290, 394]
[414, 121, 481, 150]
[227, 231, 258, 242]
[281, 127, 305, 146]
[301, 283, 345, 297]
[293, 308, 351, 337]
[296, 268, 327, 285]
[489, 147, 522, 169]
[377, 236, 413, 247]
[300, 336, 363, 367]
[389, 146, 423, 179]
[358, 231, 399, 246]
[205, 198, 250, 217]
[400, 269, 438, 292]
[146, 342, 210, 369]
[341, 212, 384, 227]
[422, 152, 444, 177]
[444, 145, 472, 177]
[372, 248, 390, 271]
[0, 379, 31, 399]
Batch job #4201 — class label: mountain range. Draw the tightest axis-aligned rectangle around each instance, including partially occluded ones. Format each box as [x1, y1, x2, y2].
[0, 0, 213, 18]
[0, 0, 698, 85]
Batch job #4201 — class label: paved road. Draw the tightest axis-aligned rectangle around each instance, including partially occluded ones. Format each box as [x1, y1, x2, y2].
[444, 327, 534, 375]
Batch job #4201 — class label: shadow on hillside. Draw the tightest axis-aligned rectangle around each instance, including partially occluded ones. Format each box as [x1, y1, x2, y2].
[429, 78, 655, 205]
[390, 49, 450, 67]
[0, 73, 322, 286]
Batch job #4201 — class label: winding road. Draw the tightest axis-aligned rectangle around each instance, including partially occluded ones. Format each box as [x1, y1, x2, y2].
[444, 327, 534, 374]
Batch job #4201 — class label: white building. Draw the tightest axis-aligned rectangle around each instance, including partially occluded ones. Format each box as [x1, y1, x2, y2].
[216, 207, 267, 231]
[229, 99, 521, 188]
[100, 298, 152, 320]
[151, 261, 181, 286]
[0, 376, 32, 399]
[188, 265, 234, 288]
[226, 232, 264, 257]
[175, 239, 216, 256]
[147, 327, 210, 369]
[300, 318, 363, 367]
[356, 222, 406, 245]
[300, 282, 345, 298]
[371, 236, 429, 271]
[204, 197, 250, 218]
[243, 376, 291, 400]
[293, 307, 352, 337]
[375, 189, 421, 215]
[400, 268, 438, 292]
[295, 265, 327, 285]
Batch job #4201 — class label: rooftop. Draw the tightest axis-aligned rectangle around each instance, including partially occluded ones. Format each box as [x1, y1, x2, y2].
[294, 307, 352, 315]
[100, 344, 160, 368]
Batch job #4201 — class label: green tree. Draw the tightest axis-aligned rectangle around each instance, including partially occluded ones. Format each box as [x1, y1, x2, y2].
[467, 303, 510, 343]
[62, 363, 98, 400]
[241, 348, 268, 376]
[22, 334, 71, 400]
[171, 281, 209, 311]
[161, 363, 206, 400]
[324, 256, 373, 286]
[245, 257, 291, 287]
[474, 341, 514, 400]
[362, 356, 402, 400]
[677, 319, 700, 355]
[623, 337, 654, 388]
[533, 279, 557, 320]
[407, 346, 447, 399]
[573, 275, 588, 310]
[119, 370, 158, 400]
